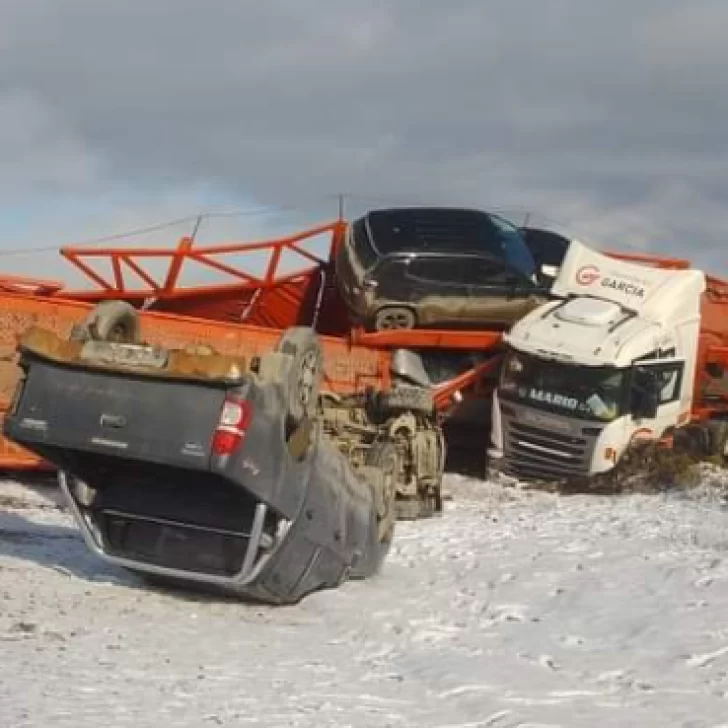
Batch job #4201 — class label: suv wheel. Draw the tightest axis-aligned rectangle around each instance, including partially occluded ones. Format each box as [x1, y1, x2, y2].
[373, 307, 416, 331]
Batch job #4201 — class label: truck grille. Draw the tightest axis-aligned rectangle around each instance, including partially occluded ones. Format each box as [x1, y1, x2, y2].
[502, 416, 598, 480]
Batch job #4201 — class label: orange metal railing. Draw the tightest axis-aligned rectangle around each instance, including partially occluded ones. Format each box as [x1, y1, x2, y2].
[57, 220, 346, 301]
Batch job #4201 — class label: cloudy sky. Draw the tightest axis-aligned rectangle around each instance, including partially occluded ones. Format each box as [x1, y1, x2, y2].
[1, 0, 727, 281]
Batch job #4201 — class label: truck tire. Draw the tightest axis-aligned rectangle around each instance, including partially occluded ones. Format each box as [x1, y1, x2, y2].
[707, 420, 728, 461]
[275, 327, 324, 429]
[378, 385, 434, 415]
[70, 300, 141, 345]
[373, 307, 416, 331]
[352, 441, 398, 578]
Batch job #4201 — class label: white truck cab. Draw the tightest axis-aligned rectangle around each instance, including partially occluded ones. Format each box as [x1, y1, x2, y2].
[490, 240, 706, 480]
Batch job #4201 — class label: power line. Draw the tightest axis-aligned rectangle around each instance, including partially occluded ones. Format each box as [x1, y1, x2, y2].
[0, 191, 665, 259]
[0, 196, 342, 258]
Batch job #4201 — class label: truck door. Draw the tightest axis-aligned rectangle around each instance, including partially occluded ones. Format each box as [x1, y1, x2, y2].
[629, 357, 686, 440]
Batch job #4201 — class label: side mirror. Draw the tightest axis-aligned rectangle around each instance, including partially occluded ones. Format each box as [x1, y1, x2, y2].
[632, 368, 659, 420]
[362, 277, 378, 291]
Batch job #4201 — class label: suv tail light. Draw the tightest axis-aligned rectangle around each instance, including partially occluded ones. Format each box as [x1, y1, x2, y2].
[212, 395, 254, 456]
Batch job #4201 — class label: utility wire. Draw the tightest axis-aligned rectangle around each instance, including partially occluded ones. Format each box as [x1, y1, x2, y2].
[0, 196, 341, 257]
[0, 191, 651, 258]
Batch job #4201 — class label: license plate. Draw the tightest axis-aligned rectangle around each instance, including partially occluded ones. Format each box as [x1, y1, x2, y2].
[80, 340, 169, 369]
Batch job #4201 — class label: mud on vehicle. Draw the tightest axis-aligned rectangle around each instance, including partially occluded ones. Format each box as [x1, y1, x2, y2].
[317, 346, 446, 520]
[319, 386, 445, 520]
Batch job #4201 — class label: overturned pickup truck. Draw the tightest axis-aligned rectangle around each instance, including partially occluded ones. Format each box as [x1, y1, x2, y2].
[4, 302, 443, 604]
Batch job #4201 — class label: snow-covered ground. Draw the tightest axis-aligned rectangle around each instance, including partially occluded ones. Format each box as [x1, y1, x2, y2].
[2, 473, 728, 728]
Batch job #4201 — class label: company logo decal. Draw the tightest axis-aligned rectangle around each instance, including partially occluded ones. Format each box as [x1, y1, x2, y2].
[575, 265, 646, 298]
[601, 278, 645, 298]
[576, 265, 600, 285]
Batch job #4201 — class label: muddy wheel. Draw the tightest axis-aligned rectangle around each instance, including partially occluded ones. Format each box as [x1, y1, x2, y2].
[275, 327, 324, 428]
[70, 300, 141, 344]
[373, 307, 416, 331]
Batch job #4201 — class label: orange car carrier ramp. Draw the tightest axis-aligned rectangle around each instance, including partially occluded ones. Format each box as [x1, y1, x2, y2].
[54, 220, 353, 335]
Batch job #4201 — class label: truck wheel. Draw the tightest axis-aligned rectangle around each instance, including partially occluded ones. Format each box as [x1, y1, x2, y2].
[275, 327, 324, 428]
[707, 420, 728, 461]
[373, 307, 416, 331]
[378, 385, 434, 415]
[363, 441, 398, 573]
[70, 300, 141, 345]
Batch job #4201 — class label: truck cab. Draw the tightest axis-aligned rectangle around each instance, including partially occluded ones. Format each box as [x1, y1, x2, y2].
[489, 241, 705, 480]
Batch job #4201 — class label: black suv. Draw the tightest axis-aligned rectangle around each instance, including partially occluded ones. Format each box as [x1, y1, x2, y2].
[335, 207, 558, 331]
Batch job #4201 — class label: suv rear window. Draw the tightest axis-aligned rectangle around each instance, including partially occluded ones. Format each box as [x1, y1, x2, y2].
[351, 218, 379, 270]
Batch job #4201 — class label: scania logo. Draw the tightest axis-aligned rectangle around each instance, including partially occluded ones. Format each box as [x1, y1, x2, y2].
[576, 265, 600, 285]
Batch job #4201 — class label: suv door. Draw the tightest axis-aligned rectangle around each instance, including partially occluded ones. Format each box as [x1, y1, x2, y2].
[461, 258, 545, 326]
[404, 256, 470, 326]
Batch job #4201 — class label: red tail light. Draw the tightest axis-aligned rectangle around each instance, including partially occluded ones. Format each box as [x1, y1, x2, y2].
[212, 396, 254, 456]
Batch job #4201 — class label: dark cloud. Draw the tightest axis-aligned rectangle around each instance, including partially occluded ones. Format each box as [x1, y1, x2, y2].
[1, 0, 727, 272]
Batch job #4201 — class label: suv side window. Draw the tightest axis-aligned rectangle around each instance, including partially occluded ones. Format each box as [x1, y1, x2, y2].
[372, 257, 406, 285]
[461, 258, 536, 288]
[462, 259, 508, 286]
[408, 258, 466, 285]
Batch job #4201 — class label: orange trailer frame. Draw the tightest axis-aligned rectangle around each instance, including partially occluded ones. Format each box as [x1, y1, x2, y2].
[0, 219, 726, 470]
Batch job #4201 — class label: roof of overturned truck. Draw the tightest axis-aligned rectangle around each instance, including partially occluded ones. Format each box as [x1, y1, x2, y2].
[505, 240, 706, 367]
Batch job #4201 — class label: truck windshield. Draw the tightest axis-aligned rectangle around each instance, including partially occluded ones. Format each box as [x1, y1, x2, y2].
[499, 351, 627, 422]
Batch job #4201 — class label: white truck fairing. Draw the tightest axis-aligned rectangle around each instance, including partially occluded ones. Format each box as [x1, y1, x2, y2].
[492, 241, 707, 480]
[505, 241, 705, 369]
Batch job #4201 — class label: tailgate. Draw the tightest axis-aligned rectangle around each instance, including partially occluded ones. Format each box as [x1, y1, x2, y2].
[9, 358, 228, 469]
